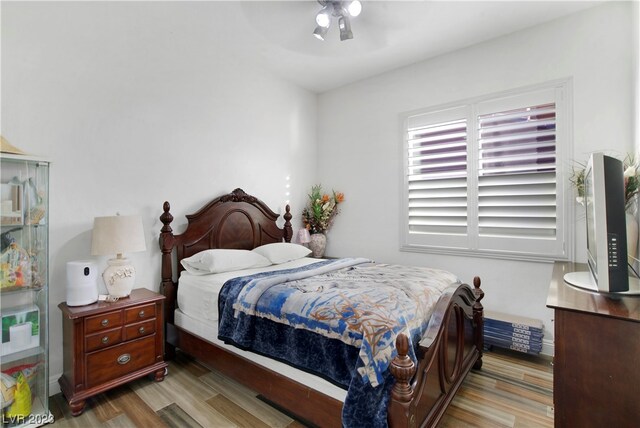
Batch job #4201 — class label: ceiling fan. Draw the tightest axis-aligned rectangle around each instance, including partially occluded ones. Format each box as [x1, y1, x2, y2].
[313, 0, 363, 41]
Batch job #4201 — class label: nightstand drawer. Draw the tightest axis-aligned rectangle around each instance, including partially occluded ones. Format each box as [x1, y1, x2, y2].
[86, 335, 156, 388]
[85, 327, 123, 352]
[123, 319, 155, 341]
[85, 311, 123, 334]
[125, 304, 156, 323]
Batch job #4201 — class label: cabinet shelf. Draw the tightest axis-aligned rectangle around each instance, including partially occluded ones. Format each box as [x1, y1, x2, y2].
[0, 285, 44, 295]
[1, 224, 47, 230]
[0, 345, 45, 365]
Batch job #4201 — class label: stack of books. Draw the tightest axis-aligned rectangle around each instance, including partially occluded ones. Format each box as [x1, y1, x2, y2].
[484, 310, 543, 355]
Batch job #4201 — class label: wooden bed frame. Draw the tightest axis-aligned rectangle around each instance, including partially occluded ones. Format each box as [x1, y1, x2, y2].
[159, 188, 484, 427]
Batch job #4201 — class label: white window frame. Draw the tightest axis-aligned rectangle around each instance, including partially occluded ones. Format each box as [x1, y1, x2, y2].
[400, 79, 573, 262]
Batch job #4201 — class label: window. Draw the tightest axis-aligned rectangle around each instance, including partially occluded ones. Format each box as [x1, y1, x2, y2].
[401, 81, 571, 261]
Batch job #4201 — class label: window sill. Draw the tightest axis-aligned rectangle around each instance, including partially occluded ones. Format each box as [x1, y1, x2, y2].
[400, 244, 568, 263]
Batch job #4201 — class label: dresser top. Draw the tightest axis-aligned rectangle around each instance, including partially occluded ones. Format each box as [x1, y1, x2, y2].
[59, 287, 164, 318]
[547, 261, 640, 322]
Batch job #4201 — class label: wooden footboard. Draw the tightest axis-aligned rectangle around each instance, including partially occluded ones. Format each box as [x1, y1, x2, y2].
[159, 189, 484, 428]
[389, 278, 484, 427]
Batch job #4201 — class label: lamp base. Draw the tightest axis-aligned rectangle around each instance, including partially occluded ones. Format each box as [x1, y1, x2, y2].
[102, 257, 136, 297]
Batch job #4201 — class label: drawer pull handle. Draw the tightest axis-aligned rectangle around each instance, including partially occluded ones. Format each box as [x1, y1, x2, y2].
[101, 319, 109, 326]
[101, 336, 109, 344]
[117, 354, 131, 365]
[138, 327, 145, 334]
[138, 310, 145, 318]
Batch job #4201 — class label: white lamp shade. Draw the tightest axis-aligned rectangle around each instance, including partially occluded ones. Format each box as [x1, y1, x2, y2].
[91, 215, 146, 256]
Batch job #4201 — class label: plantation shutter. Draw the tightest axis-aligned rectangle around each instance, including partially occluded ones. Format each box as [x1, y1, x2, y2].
[475, 88, 565, 256]
[401, 81, 569, 260]
[404, 106, 470, 249]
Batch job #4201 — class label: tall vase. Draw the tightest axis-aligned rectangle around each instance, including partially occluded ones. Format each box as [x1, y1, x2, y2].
[308, 233, 327, 258]
[626, 211, 638, 265]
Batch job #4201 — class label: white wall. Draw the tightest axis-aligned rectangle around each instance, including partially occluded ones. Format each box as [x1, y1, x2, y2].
[1, 2, 317, 393]
[317, 2, 637, 354]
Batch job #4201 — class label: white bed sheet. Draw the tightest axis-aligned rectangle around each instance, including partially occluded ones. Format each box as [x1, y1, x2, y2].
[177, 257, 321, 322]
[175, 256, 347, 401]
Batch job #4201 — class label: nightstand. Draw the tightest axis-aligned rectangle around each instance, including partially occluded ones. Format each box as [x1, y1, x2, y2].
[58, 288, 168, 416]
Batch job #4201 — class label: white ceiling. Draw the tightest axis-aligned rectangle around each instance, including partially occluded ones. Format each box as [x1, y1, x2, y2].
[211, 0, 604, 93]
[9, 1, 603, 94]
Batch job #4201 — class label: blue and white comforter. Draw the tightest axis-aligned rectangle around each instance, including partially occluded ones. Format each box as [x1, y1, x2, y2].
[217, 258, 459, 427]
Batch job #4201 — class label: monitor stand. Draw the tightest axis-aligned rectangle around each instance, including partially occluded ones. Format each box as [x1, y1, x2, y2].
[563, 271, 640, 295]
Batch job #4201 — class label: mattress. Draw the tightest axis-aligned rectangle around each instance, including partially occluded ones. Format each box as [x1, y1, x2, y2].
[175, 257, 347, 401]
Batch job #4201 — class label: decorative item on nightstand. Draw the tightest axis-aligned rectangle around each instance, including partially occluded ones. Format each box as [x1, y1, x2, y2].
[91, 214, 146, 298]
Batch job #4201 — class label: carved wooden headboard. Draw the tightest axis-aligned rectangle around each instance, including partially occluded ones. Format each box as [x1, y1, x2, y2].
[159, 188, 293, 324]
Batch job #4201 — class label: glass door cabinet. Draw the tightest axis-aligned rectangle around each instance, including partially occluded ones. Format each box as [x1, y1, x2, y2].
[0, 153, 51, 427]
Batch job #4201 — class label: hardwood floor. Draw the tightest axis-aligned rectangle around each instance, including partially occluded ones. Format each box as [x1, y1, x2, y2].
[48, 348, 553, 427]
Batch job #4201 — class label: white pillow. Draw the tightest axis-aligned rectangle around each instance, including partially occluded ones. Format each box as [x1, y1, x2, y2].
[180, 249, 271, 275]
[252, 243, 312, 264]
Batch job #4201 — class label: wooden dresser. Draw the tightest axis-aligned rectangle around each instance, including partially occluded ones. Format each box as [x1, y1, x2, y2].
[58, 288, 168, 416]
[547, 262, 640, 427]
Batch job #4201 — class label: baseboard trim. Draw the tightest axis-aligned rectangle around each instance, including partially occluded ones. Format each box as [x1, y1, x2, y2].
[541, 338, 554, 357]
[49, 373, 61, 396]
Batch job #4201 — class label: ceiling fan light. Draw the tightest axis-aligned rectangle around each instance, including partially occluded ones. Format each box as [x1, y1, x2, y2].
[312, 0, 357, 41]
[338, 15, 353, 41]
[315, 5, 332, 28]
[347, 1, 362, 17]
[313, 25, 329, 41]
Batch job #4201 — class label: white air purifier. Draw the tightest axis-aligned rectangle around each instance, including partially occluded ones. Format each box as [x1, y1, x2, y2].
[66, 260, 99, 306]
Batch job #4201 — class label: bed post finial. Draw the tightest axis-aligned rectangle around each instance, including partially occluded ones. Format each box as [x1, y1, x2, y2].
[473, 276, 484, 304]
[472, 276, 484, 370]
[390, 333, 416, 403]
[283, 204, 293, 243]
[389, 333, 416, 427]
[160, 201, 173, 233]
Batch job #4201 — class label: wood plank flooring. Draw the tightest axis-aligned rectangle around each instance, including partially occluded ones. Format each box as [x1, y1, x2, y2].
[48, 348, 553, 427]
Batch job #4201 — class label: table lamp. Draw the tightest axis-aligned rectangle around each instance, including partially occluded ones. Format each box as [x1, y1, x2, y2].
[91, 214, 146, 297]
